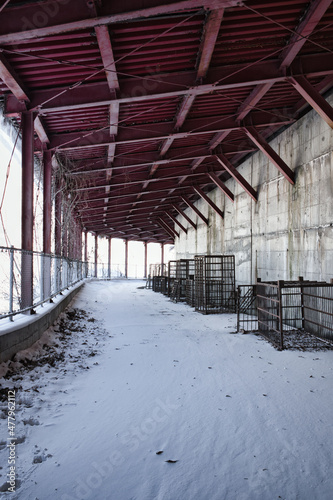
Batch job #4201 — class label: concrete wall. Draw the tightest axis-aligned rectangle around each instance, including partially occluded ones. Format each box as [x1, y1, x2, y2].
[175, 93, 333, 286]
[0, 282, 84, 363]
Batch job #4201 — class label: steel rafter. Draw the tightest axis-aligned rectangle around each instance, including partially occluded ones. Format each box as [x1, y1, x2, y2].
[193, 185, 224, 219]
[0, 0, 332, 244]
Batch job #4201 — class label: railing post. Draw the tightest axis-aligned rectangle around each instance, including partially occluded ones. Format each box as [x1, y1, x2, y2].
[9, 246, 14, 321]
[40, 253, 44, 305]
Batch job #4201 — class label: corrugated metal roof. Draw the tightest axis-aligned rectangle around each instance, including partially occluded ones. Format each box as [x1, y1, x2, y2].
[0, 0, 332, 242]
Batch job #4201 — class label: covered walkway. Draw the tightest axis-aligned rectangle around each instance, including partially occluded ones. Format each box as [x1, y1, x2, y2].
[0, 280, 332, 499]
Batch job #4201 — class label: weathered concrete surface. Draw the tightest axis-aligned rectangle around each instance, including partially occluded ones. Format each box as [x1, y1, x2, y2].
[0, 282, 84, 362]
[175, 93, 333, 285]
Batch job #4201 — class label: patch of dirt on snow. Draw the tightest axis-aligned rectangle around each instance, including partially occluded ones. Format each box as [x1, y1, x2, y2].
[0, 305, 110, 493]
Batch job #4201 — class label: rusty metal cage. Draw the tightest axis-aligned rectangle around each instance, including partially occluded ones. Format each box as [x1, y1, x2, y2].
[237, 285, 258, 332]
[186, 279, 196, 307]
[194, 255, 236, 314]
[168, 259, 195, 302]
[152, 276, 168, 293]
[147, 263, 167, 289]
[256, 279, 333, 349]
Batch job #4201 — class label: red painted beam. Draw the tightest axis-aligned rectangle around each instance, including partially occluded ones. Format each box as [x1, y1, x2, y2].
[171, 204, 197, 230]
[196, 9, 224, 80]
[50, 111, 294, 150]
[244, 126, 295, 185]
[160, 137, 175, 156]
[193, 185, 224, 219]
[0, 53, 29, 101]
[5, 53, 333, 116]
[208, 130, 231, 150]
[215, 154, 257, 201]
[180, 195, 209, 225]
[207, 171, 234, 202]
[95, 25, 119, 91]
[157, 218, 178, 239]
[237, 83, 274, 121]
[0, 0, 240, 44]
[34, 116, 50, 146]
[166, 211, 187, 234]
[288, 76, 333, 129]
[279, 0, 333, 69]
[174, 93, 196, 130]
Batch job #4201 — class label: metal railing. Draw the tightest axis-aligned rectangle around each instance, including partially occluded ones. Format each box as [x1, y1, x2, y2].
[0, 246, 88, 321]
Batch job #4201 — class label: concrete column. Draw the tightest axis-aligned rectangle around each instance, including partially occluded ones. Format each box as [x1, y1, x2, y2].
[21, 111, 34, 310]
[108, 237, 112, 279]
[124, 239, 128, 278]
[144, 241, 148, 279]
[42, 149, 52, 300]
[94, 233, 98, 278]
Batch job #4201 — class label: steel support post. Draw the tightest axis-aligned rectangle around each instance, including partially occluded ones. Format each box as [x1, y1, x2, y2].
[54, 172, 62, 290]
[21, 111, 34, 311]
[124, 239, 128, 278]
[161, 243, 164, 271]
[108, 236, 112, 279]
[43, 149, 52, 300]
[94, 233, 98, 278]
[144, 241, 148, 279]
[54, 173, 62, 256]
[84, 230, 88, 277]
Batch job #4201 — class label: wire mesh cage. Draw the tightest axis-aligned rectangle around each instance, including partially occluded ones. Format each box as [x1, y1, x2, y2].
[256, 279, 333, 349]
[168, 259, 195, 302]
[186, 279, 196, 307]
[194, 255, 236, 314]
[147, 263, 167, 289]
[237, 285, 258, 332]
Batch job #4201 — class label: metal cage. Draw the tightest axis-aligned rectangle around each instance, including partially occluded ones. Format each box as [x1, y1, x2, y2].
[194, 255, 236, 314]
[256, 279, 333, 349]
[168, 259, 195, 302]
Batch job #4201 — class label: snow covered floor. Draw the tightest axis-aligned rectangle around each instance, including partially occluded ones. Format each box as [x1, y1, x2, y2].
[0, 280, 333, 500]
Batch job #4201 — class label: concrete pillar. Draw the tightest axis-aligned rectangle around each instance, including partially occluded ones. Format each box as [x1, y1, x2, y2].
[124, 239, 128, 278]
[21, 111, 34, 310]
[94, 233, 98, 278]
[108, 237, 112, 279]
[144, 241, 148, 279]
[42, 149, 52, 300]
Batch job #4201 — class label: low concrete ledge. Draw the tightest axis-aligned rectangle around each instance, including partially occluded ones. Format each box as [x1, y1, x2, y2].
[0, 282, 85, 363]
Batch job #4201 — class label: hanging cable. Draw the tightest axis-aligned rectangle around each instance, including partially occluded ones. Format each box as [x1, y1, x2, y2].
[242, 3, 333, 55]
